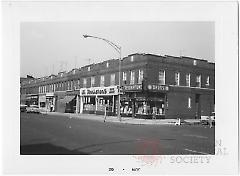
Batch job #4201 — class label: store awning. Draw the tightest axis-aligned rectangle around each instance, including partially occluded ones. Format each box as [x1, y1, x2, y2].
[61, 95, 76, 103]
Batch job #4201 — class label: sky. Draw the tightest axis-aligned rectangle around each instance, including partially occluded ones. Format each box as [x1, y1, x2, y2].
[20, 22, 214, 78]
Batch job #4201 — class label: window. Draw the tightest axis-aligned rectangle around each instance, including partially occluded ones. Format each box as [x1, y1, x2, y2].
[100, 75, 105, 87]
[71, 81, 73, 90]
[77, 79, 80, 89]
[122, 72, 127, 82]
[130, 71, 135, 84]
[106, 62, 109, 68]
[188, 97, 192, 108]
[88, 66, 91, 71]
[110, 74, 115, 86]
[91, 76, 95, 87]
[193, 60, 197, 66]
[196, 75, 201, 88]
[206, 76, 210, 86]
[138, 70, 144, 84]
[175, 72, 180, 86]
[73, 70, 76, 74]
[131, 55, 134, 62]
[83, 78, 87, 88]
[159, 70, 165, 85]
[186, 73, 191, 87]
[67, 81, 70, 90]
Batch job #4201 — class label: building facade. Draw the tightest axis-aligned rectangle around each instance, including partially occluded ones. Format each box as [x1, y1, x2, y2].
[20, 53, 215, 119]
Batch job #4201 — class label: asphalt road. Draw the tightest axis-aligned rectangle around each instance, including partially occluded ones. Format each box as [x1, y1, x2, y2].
[20, 112, 215, 155]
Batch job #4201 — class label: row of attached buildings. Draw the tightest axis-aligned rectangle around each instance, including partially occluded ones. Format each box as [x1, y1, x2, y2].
[20, 53, 215, 119]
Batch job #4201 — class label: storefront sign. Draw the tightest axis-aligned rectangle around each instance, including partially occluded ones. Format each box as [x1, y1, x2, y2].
[46, 92, 54, 97]
[123, 84, 142, 91]
[80, 86, 118, 96]
[147, 84, 169, 91]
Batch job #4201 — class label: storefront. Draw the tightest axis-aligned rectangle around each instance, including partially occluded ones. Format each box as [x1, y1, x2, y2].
[46, 92, 55, 112]
[122, 84, 169, 119]
[80, 86, 119, 116]
[25, 94, 38, 106]
[38, 94, 46, 108]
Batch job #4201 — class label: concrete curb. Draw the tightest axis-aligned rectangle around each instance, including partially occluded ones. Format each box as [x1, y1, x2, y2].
[45, 112, 179, 125]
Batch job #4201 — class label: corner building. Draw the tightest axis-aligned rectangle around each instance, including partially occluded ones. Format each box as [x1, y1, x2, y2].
[20, 53, 215, 119]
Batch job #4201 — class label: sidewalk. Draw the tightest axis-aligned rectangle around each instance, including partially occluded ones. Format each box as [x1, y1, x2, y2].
[44, 112, 200, 125]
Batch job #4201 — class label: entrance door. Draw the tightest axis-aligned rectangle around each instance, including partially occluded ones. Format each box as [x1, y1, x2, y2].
[195, 94, 201, 119]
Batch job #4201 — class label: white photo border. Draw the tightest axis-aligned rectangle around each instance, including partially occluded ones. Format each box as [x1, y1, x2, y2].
[1, 1, 238, 175]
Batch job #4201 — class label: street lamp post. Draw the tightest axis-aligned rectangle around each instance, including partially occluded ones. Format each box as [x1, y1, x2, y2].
[83, 35, 122, 121]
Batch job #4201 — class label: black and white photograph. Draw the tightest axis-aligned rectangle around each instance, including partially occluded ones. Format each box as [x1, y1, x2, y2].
[20, 21, 215, 155]
[1, 1, 239, 175]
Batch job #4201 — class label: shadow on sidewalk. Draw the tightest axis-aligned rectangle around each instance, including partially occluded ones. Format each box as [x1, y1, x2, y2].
[20, 143, 89, 155]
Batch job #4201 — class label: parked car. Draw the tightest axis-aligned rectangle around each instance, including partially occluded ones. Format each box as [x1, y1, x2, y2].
[201, 112, 215, 125]
[26, 105, 40, 113]
[20, 104, 27, 112]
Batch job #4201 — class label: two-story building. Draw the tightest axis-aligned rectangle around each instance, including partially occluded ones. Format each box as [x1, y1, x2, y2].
[20, 53, 215, 119]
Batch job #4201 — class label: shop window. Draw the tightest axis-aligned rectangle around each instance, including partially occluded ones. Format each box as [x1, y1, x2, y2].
[100, 75, 105, 87]
[130, 71, 135, 85]
[196, 75, 201, 88]
[138, 70, 144, 84]
[206, 76, 210, 86]
[122, 72, 127, 83]
[175, 72, 180, 86]
[91, 77, 95, 87]
[159, 70, 165, 85]
[83, 78, 87, 88]
[188, 97, 192, 108]
[110, 74, 115, 86]
[186, 73, 191, 87]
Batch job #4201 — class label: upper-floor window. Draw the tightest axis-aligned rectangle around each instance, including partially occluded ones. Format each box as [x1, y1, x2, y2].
[206, 76, 210, 86]
[130, 71, 135, 85]
[186, 73, 191, 87]
[100, 75, 105, 87]
[131, 56, 134, 62]
[73, 70, 76, 74]
[138, 70, 144, 84]
[122, 72, 127, 82]
[196, 75, 201, 88]
[193, 60, 197, 66]
[83, 78, 87, 88]
[159, 70, 165, 85]
[188, 97, 192, 108]
[110, 74, 115, 86]
[106, 62, 109, 68]
[77, 79, 80, 89]
[70, 81, 72, 90]
[91, 76, 95, 87]
[67, 81, 70, 90]
[88, 66, 91, 71]
[175, 72, 180, 86]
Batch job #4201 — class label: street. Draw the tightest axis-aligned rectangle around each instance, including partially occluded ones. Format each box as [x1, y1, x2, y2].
[20, 112, 215, 155]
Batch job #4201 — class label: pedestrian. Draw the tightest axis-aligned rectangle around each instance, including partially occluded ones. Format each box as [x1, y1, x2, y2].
[152, 107, 157, 120]
[104, 106, 107, 122]
[209, 116, 212, 128]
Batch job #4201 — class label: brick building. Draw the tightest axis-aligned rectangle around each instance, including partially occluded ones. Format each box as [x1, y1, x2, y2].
[20, 53, 215, 119]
